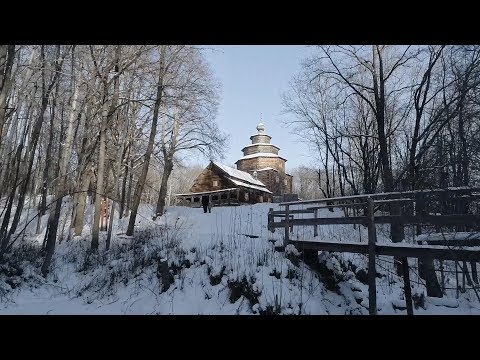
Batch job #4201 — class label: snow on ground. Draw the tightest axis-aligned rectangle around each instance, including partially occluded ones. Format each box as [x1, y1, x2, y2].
[0, 200, 479, 314]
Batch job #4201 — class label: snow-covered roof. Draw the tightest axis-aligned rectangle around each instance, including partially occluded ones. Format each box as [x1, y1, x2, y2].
[176, 188, 238, 197]
[256, 167, 277, 172]
[242, 143, 279, 150]
[226, 177, 272, 194]
[236, 153, 287, 161]
[250, 133, 271, 139]
[212, 161, 265, 187]
[252, 167, 292, 178]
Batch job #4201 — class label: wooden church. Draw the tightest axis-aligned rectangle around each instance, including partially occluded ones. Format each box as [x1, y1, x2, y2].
[175, 122, 294, 206]
[236, 122, 293, 196]
[175, 161, 272, 206]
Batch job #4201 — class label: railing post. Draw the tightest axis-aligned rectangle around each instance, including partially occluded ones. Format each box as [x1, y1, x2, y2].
[284, 205, 290, 246]
[268, 208, 274, 233]
[367, 197, 377, 315]
[402, 257, 413, 315]
[314, 208, 318, 237]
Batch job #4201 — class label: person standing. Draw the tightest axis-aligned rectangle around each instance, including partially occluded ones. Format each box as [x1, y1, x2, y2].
[201, 195, 209, 213]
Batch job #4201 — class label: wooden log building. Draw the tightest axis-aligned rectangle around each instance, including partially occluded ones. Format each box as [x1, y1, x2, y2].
[175, 161, 272, 207]
[175, 121, 296, 207]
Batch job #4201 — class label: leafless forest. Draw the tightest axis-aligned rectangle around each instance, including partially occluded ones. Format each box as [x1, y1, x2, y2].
[0, 45, 227, 275]
[1, 45, 479, 282]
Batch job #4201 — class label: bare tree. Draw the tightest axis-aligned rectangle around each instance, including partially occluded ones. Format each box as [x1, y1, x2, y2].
[126, 45, 168, 236]
[42, 46, 83, 275]
[1, 45, 68, 255]
[0, 45, 15, 151]
[154, 46, 226, 218]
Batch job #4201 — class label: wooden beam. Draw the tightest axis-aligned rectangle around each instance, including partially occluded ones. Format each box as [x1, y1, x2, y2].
[287, 240, 480, 262]
[271, 209, 314, 215]
[367, 197, 377, 315]
[284, 205, 290, 246]
[375, 244, 480, 261]
[271, 214, 480, 228]
[281, 195, 369, 206]
[374, 214, 480, 225]
[306, 203, 367, 210]
[417, 238, 480, 247]
[280, 187, 480, 206]
[375, 195, 480, 204]
[291, 240, 369, 254]
[272, 217, 369, 227]
[374, 198, 415, 204]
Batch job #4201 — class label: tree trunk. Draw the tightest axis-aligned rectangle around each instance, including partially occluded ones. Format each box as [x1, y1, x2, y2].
[0, 144, 24, 251]
[418, 258, 443, 298]
[125, 157, 134, 217]
[91, 45, 122, 250]
[1, 89, 54, 251]
[91, 104, 107, 250]
[0, 45, 15, 151]
[154, 157, 173, 218]
[10, 46, 65, 254]
[106, 67, 127, 249]
[73, 169, 91, 236]
[119, 143, 131, 219]
[373, 46, 404, 248]
[126, 46, 166, 236]
[42, 70, 81, 275]
[39, 83, 59, 217]
[71, 98, 92, 231]
[416, 194, 443, 297]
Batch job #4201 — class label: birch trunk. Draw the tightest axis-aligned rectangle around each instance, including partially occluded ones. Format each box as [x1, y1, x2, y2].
[41, 71, 82, 275]
[126, 46, 166, 236]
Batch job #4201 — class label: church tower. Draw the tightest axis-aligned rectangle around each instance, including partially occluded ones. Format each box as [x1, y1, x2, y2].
[235, 122, 292, 196]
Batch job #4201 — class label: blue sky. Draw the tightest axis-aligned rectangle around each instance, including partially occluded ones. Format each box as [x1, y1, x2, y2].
[193, 45, 314, 172]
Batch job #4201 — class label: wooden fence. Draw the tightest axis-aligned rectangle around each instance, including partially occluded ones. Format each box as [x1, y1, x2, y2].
[267, 187, 480, 315]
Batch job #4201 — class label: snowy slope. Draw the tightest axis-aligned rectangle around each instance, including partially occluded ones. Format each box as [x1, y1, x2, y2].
[0, 201, 479, 315]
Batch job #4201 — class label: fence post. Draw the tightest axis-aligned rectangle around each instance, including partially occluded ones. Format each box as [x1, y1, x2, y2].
[367, 197, 377, 315]
[268, 208, 274, 233]
[284, 205, 290, 246]
[440, 260, 446, 294]
[455, 261, 459, 298]
[401, 257, 413, 315]
[314, 208, 318, 238]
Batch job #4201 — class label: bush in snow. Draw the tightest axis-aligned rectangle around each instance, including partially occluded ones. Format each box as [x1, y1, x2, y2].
[58, 222, 189, 299]
[227, 274, 261, 306]
[0, 240, 43, 296]
[315, 252, 349, 292]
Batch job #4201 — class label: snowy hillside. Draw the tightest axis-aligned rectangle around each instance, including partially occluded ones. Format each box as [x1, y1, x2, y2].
[0, 203, 479, 315]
